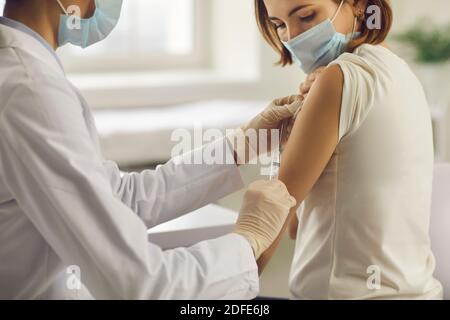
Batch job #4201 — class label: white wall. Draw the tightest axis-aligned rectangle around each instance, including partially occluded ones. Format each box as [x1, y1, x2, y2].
[391, 0, 450, 161]
[391, 0, 450, 31]
[71, 0, 305, 109]
[210, 0, 304, 100]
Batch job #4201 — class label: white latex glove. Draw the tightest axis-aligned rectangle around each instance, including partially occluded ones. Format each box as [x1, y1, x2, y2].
[242, 95, 303, 132]
[227, 95, 303, 164]
[234, 180, 296, 260]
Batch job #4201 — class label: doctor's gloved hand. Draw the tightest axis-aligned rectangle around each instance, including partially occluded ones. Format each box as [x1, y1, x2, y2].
[227, 95, 303, 164]
[241, 95, 303, 132]
[233, 180, 296, 260]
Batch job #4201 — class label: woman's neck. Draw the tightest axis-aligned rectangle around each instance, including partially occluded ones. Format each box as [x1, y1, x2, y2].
[4, 2, 60, 50]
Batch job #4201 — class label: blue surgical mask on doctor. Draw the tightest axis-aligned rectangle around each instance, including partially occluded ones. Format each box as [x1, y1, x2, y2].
[283, 0, 358, 74]
[57, 0, 123, 48]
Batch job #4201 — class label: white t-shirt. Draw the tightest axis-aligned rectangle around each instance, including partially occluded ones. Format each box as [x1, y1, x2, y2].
[289, 44, 443, 300]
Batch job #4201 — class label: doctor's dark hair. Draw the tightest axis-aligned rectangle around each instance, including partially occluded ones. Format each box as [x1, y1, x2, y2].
[255, 0, 393, 66]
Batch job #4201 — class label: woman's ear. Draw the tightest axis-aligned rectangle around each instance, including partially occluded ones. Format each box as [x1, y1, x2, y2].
[353, 0, 368, 21]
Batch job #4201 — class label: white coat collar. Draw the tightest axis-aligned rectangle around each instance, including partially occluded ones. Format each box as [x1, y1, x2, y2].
[0, 16, 64, 74]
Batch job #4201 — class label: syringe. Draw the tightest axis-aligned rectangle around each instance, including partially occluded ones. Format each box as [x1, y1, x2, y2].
[269, 123, 284, 180]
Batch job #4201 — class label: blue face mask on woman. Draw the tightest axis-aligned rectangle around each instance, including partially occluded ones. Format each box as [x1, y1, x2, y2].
[57, 0, 123, 48]
[282, 0, 359, 74]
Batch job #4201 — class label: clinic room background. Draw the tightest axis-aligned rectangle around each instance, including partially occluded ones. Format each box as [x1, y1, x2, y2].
[1, 0, 448, 298]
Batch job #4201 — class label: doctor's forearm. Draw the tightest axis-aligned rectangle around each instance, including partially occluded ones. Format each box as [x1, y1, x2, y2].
[105, 137, 244, 228]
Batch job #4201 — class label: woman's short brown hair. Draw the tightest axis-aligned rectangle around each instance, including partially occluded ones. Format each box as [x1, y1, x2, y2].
[255, 0, 393, 66]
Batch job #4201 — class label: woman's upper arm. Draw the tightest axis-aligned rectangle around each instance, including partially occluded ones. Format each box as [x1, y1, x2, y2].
[256, 65, 344, 271]
[279, 64, 344, 203]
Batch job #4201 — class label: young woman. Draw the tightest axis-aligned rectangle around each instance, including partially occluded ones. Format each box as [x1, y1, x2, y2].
[0, 0, 299, 299]
[256, 0, 443, 299]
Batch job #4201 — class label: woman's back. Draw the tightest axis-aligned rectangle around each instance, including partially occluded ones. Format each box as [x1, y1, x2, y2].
[289, 44, 443, 299]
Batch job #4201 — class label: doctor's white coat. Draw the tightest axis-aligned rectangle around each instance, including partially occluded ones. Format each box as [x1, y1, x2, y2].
[0, 18, 259, 299]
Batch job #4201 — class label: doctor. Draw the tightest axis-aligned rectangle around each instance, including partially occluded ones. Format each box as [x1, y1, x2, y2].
[0, 0, 300, 299]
